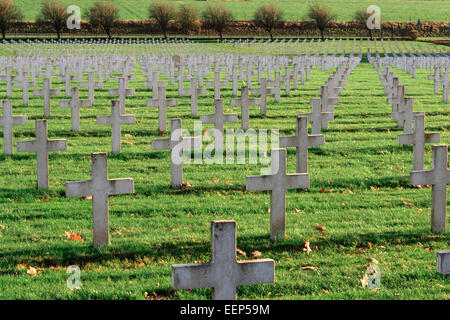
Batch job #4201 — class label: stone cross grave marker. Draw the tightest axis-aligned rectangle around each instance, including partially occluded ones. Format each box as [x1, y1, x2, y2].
[427, 67, 441, 94]
[252, 78, 275, 115]
[319, 85, 338, 113]
[152, 118, 200, 188]
[177, 66, 191, 96]
[14, 78, 36, 106]
[200, 99, 238, 153]
[147, 85, 177, 132]
[97, 100, 135, 153]
[59, 87, 92, 132]
[17, 119, 67, 189]
[182, 78, 207, 116]
[58, 65, 75, 97]
[32, 78, 60, 117]
[230, 86, 260, 129]
[143, 71, 165, 100]
[0, 101, 27, 155]
[280, 115, 324, 173]
[246, 148, 310, 240]
[267, 70, 281, 102]
[391, 97, 418, 133]
[410, 144, 449, 233]
[436, 251, 450, 275]
[80, 71, 101, 104]
[300, 98, 334, 134]
[108, 77, 135, 114]
[172, 220, 275, 300]
[205, 71, 228, 99]
[0, 67, 17, 97]
[66, 153, 134, 248]
[398, 113, 440, 171]
[442, 69, 448, 103]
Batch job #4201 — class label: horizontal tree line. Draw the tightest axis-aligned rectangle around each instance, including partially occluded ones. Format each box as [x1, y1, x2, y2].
[0, 0, 444, 40]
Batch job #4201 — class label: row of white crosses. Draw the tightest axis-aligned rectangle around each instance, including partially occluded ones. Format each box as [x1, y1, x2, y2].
[375, 59, 449, 235]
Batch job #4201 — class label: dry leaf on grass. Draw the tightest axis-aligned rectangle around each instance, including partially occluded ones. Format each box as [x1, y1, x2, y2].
[236, 248, 246, 257]
[181, 181, 192, 189]
[301, 266, 317, 271]
[314, 225, 326, 232]
[65, 231, 84, 241]
[251, 251, 262, 259]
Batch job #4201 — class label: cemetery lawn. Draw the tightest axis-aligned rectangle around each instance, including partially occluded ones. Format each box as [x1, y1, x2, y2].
[0, 43, 449, 300]
[13, 0, 450, 22]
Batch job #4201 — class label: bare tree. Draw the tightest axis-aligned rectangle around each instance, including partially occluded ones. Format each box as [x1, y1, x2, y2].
[0, 0, 22, 40]
[149, 1, 176, 40]
[202, 4, 233, 41]
[177, 4, 199, 35]
[253, 2, 284, 41]
[88, 1, 119, 38]
[38, 0, 68, 40]
[307, 3, 336, 40]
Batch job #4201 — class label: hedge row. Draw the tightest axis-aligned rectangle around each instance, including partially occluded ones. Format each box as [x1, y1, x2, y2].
[7, 20, 448, 38]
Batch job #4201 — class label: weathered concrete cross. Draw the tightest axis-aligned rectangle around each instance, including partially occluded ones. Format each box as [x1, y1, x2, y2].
[0, 101, 27, 155]
[152, 118, 200, 188]
[319, 85, 338, 113]
[410, 144, 449, 233]
[300, 98, 334, 134]
[246, 148, 310, 240]
[59, 87, 92, 132]
[17, 119, 67, 189]
[66, 152, 134, 248]
[58, 65, 75, 97]
[251, 78, 276, 115]
[181, 78, 206, 116]
[172, 220, 275, 300]
[205, 71, 228, 99]
[391, 97, 418, 133]
[398, 113, 440, 171]
[279, 115, 324, 173]
[32, 78, 60, 117]
[13, 78, 36, 106]
[0, 67, 17, 97]
[97, 100, 135, 153]
[80, 71, 101, 104]
[146, 85, 177, 132]
[230, 86, 260, 129]
[436, 251, 450, 275]
[143, 71, 165, 100]
[427, 66, 441, 94]
[108, 77, 135, 114]
[200, 99, 237, 153]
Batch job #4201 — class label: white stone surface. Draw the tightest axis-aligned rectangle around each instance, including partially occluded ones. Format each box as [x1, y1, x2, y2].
[172, 220, 275, 300]
[17, 119, 67, 189]
[65, 152, 134, 248]
[97, 100, 135, 153]
[0, 101, 27, 155]
[410, 144, 449, 233]
[246, 149, 310, 240]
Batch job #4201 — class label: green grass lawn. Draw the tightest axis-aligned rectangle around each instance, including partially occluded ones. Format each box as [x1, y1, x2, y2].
[14, 0, 450, 22]
[0, 42, 449, 300]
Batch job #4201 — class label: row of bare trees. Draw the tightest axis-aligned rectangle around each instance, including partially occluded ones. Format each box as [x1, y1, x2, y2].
[0, 0, 379, 40]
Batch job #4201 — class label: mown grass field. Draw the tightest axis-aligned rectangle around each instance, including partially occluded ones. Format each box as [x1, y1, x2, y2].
[0, 42, 449, 300]
[14, 0, 450, 22]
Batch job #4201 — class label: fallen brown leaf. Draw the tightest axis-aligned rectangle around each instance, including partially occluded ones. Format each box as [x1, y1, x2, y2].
[251, 251, 262, 259]
[65, 231, 84, 242]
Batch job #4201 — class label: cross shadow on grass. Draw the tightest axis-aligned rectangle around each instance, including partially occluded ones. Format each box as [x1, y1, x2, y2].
[0, 229, 447, 272]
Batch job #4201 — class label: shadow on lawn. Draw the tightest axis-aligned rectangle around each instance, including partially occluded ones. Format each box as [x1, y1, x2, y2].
[0, 229, 447, 271]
